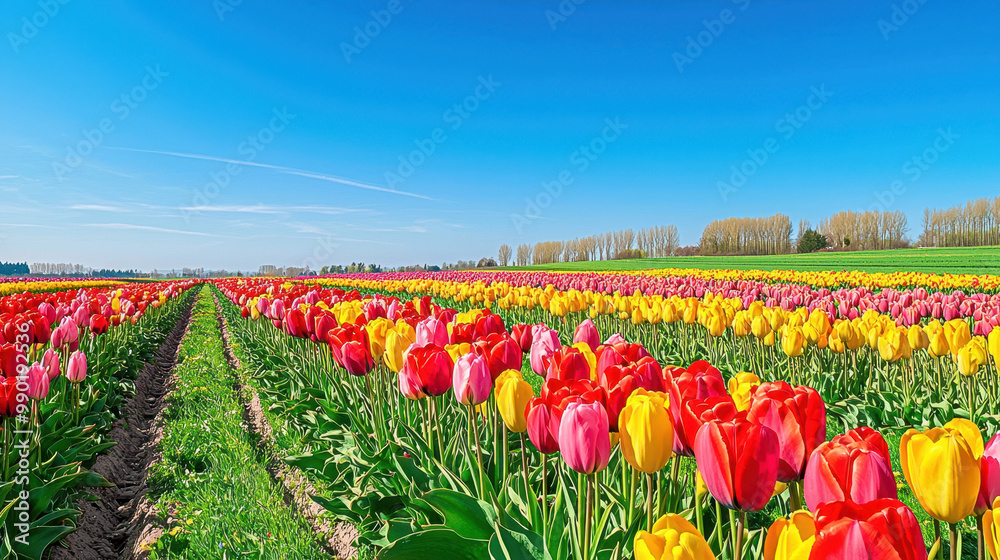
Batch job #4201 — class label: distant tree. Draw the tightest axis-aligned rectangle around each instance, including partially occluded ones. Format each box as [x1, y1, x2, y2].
[798, 229, 830, 253]
[844, 236, 851, 247]
[498, 244, 512, 267]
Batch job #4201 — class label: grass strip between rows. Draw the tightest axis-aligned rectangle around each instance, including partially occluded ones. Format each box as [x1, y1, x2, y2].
[144, 289, 327, 559]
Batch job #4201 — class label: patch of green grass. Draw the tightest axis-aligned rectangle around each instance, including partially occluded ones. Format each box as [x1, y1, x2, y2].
[509, 246, 1000, 275]
[147, 289, 328, 560]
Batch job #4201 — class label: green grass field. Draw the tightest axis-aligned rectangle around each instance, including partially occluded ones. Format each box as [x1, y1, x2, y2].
[512, 246, 1000, 275]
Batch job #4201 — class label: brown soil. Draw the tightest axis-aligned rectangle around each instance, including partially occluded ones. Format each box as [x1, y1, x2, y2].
[50, 292, 196, 560]
[211, 292, 359, 560]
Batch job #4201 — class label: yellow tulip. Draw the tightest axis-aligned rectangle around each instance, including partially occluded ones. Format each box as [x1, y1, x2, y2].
[383, 329, 415, 373]
[764, 510, 815, 560]
[928, 328, 951, 359]
[728, 372, 760, 412]
[752, 315, 772, 339]
[634, 514, 713, 560]
[733, 312, 752, 337]
[900, 418, 983, 524]
[619, 389, 674, 474]
[782, 327, 806, 358]
[365, 317, 393, 359]
[907, 325, 929, 351]
[990, 328, 1000, 369]
[946, 320, 972, 359]
[497, 378, 533, 433]
[445, 342, 472, 363]
[877, 329, 908, 362]
[985, 497, 1000, 560]
[957, 340, 989, 377]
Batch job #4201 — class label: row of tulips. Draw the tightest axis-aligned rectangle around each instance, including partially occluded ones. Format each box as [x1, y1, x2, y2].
[0, 278, 124, 298]
[214, 277, 1000, 559]
[313, 270, 1000, 323]
[309, 275, 1000, 435]
[0, 280, 198, 559]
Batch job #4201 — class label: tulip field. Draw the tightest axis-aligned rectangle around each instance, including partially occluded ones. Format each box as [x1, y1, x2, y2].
[3, 267, 1000, 560]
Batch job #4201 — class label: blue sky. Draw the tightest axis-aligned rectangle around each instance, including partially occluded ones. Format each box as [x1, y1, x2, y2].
[1, 0, 998, 271]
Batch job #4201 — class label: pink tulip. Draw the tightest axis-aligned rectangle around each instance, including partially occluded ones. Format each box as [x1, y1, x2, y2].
[27, 363, 50, 400]
[804, 434, 897, 511]
[415, 317, 449, 347]
[603, 333, 626, 346]
[558, 399, 611, 474]
[42, 349, 61, 381]
[67, 351, 88, 383]
[978, 433, 1000, 515]
[529, 327, 561, 376]
[38, 302, 56, 324]
[573, 319, 600, 352]
[452, 353, 492, 406]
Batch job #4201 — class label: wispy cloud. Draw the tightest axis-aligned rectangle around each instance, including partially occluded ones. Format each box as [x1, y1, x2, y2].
[179, 204, 365, 215]
[82, 223, 219, 237]
[0, 175, 19, 180]
[106, 147, 432, 200]
[71, 204, 130, 212]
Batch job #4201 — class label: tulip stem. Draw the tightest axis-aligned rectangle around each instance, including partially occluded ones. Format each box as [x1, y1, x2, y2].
[519, 433, 530, 504]
[468, 404, 485, 500]
[584, 473, 595, 560]
[976, 514, 984, 560]
[694, 476, 704, 537]
[628, 468, 638, 527]
[646, 473, 655, 532]
[734, 510, 746, 560]
[950, 523, 959, 560]
[789, 480, 803, 512]
[541, 453, 548, 533]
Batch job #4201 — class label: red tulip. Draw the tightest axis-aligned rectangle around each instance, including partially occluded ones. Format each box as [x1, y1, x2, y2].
[675, 395, 737, 457]
[1, 376, 24, 417]
[804, 429, 897, 511]
[540, 377, 606, 410]
[526, 394, 564, 455]
[1, 344, 23, 378]
[810, 499, 927, 560]
[693, 415, 780, 511]
[449, 322, 475, 345]
[474, 334, 522, 379]
[600, 358, 664, 432]
[472, 312, 505, 341]
[90, 315, 109, 335]
[510, 323, 534, 353]
[399, 343, 453, 398]
[558, 399, 611, 474]
[545, 347, 592, 382]
[747, 381, 827, 482]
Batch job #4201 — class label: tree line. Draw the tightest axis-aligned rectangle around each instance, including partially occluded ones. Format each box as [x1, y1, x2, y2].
[0, 262, 30, 276]
[498, 225, 680, 267]
[919, 196, 1000, 248]
[815, 210, 910, 251]
[699, 214, 794, 256]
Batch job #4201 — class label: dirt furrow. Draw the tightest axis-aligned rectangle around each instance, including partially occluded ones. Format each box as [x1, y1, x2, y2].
[211, 291, 359, 560]
[51, 290, 197, 560]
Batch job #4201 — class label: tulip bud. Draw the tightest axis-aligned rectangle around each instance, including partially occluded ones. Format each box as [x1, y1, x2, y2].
[27, 363, 50, 400]
[498, 377, 533, 433]
[67, 351, 88, 383]
[558, 399, 611, 474]
[619, 389, 674, 474]
[42, 349, 61, 381]
[452, 353, 492, 406]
